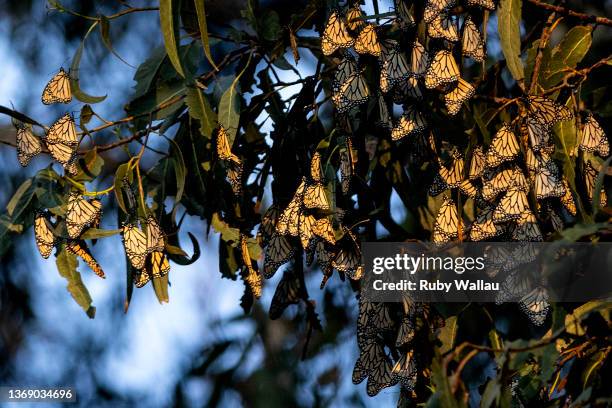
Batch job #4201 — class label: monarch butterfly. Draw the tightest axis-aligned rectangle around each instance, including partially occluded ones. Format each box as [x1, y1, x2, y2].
[493, 187, 529, 222]
[394, 0, 415, 30]
[519, 287, 549, 326]
[322, 11, 354, 56]
[34, 212, 55, 259]
[377, 93, 393, 129]
[469, 146, 485, 180]
[459, 179, 479, 198]
[391, 106, 427, 141]
[429, 153, 464, 196]
[122, 222, 148, 270]
[392, 351, 417, 390]
[47, 113, 78, 146]
[461, 17, 485, 62]
[366, 354, 397, 396]
[525, 96, 573, 127]
[486, 124, 520, 168]
[259, 205, 280, 244]
[240, 234, 262, 298]
[428, 13, 459, 42]
[135, 251, 170, 288]
[379, 43, 410, 93]
[525, 116, 552, 153]
[345, 5, 365, 32]
[263, 233, 295, 279]
[482, 167, 528, 201]
[333, 55, 358, 92]
[560, 178, 577, 216]
[14, 122, 42, 167]
[276, 178, 306, 236]
[579, 114, 609, 157]
[332, 231, 362, 280]
[395, 316, 416, 347]
[548, 207, 564, 232]
[297, 212, 316, 249]
[433, 196, 459, 243]
[470, 206, 504, 241]
[315, 241, 335, 287]
[310, 152, 323, 183]
[354, 24, 381, 57]
[393, 76, 423, 103]
[533, 160, 564, 199]
[423, 0, 456, 23]
[66, 192, 102, 239]
[146, 215, 165, 253]
[216, 126, 243, 195]
[466, 0, 496, 10]
[339, 140, 354, 195]
[333, 71, 370, 113]
[269, 269, 301, 319]
[216, 125, 239, 163]
[66, 240, 105, 278]
[511, 211, 543, 242]
[409, 40, 429, 78]
[444, 77, 475, 116]
[313, 217, 336, 244]
[525, 147, 549, 173]
[42, 68, 72, 105]
[496, 269, 532, 303]
[425, 50, 459, 89]
[584, 160, 608, 207]
[352, 337, 382, 383]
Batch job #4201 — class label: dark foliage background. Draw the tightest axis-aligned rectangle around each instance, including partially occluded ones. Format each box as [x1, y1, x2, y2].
[0, 0, 611, 407]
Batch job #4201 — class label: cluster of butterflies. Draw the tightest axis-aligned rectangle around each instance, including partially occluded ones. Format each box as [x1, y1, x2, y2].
[14, 68, 80, 174]
[34, 192, 105, 278]
[352, 298, 443, 396]
[260, 152, 364, 288]
[122, 214, 171, 288]
[429, 96, 609, 248]
[324, 0, 491, 131]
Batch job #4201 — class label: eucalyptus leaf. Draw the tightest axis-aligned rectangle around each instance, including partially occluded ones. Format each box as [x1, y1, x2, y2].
[498, 0, 524, 83]
[159, 0, 185, 78]
[56, 244, 96, 318]
[70, 23, 107, 104]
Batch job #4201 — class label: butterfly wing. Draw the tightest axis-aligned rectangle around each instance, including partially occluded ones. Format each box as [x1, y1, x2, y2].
[42, 68, 72, 105]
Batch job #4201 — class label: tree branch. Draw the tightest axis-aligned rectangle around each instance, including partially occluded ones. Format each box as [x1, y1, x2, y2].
[526, 0, 612, 27]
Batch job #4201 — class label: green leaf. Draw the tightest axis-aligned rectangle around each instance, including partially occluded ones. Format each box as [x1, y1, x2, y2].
[74, 148, 104, 182]
[80, 104, 94, 125]
[6, 178, 33, 218]
[186, 88, 217, 138]
[543, 26, 592, 89]
[218, 80, 241, 145]
[133, 46, 167, 99]
[524, 39, 550, 89]
[169, 139, 186, 206]
[99, 15, 133, 67]
[166, 232, 201, 265]
[193, 0, 218, 70]
[80, 228, 121, 239]
[592, 156, 612, 216]
[70, 22, 107, 104]
[438, 316, 457, 354]
[211, 213, 240, 243]
[498, 0, 524, 83]
[218, 53, 252, 144]
[152, 275, 170, 303]
[55, 244, 96, 318]
[160, 0, 185, 78]
[260, 10, 281, 41]
[114, 163, 133, 214]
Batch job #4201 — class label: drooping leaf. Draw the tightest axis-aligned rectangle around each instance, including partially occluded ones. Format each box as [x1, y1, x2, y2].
[74, 148, 104, 183]
[218, 80, 241, 145]
[99, 15, 134, 67]
[159, 0, 185, 78]
[80, 228, 121, 240]
[152, 275, 170, 303]
[169, 139, 186, 206]
[186, 87, 217, 139]
[193, 0, 218, 70]
[132, 46, 167, 99]
[6, 178, 34, 219]
[498, 0, 524, 83]
[56, 244, 96, 318]
[114, 163, 134, 214]
[70, 22, 107, 104]
[80, 104, 94, 125]
[543, 26, 592, 89]
[166, 232, 201, 265]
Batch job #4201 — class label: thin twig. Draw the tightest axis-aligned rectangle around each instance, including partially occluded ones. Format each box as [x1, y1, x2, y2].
[529, 13, 559, 95]
[526, 0, 612, 27]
